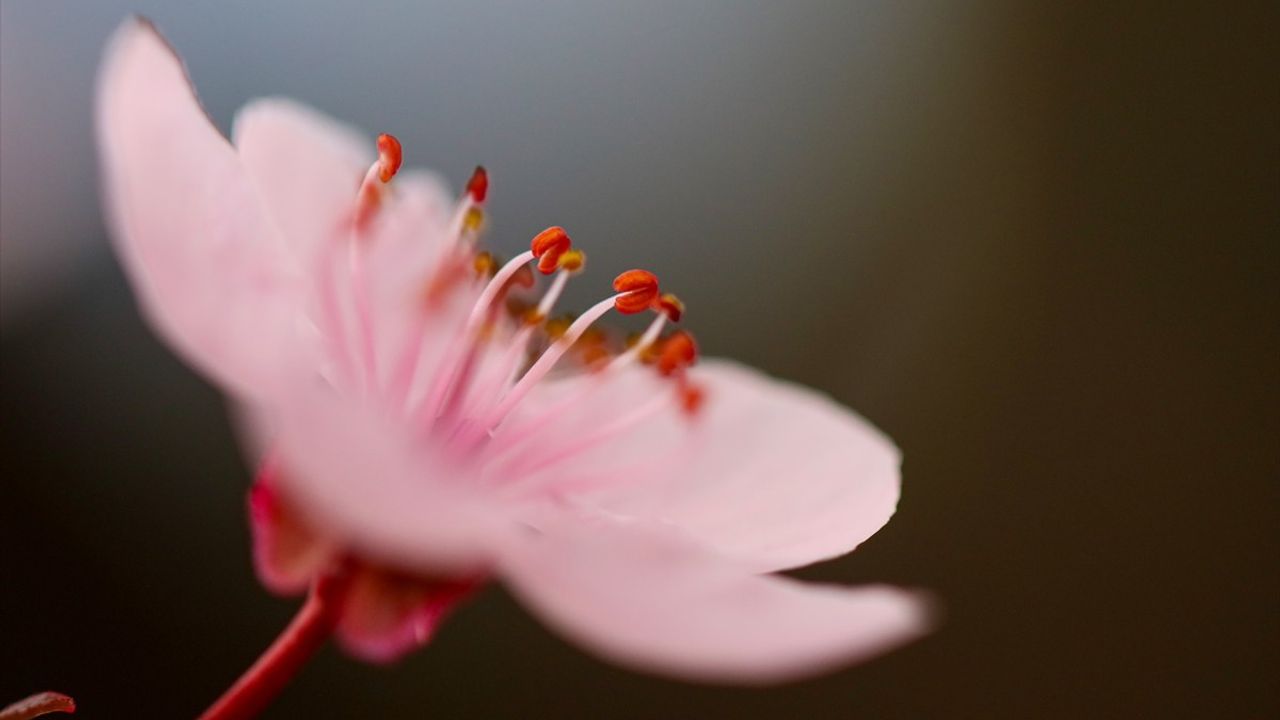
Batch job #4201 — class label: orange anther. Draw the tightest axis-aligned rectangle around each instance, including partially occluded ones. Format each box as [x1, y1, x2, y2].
[531, 226, 572, 274]
[626, 332, 663, 364]
[580, 343, 613, 368]
[466, 166, 489, 203]
[376, 133, 402, 183]
[578, 326, 608, 347]
[545, 314, 574, 340]
[657, 330, 698, 376]
[613, 269, 660, 314]
[473, 251, 497, 277]
[656, 293, 684, 322]
[521, 307, 547, 326]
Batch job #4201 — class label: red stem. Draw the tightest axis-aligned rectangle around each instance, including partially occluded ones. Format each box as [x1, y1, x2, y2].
[198, 570, 350, 720]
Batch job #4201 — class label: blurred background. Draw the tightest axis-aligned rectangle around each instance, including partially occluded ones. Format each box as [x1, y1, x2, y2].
[2, 1, 1276, 717]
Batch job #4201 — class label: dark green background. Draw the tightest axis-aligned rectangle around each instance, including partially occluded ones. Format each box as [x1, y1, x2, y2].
[2, 1, 1276, 717]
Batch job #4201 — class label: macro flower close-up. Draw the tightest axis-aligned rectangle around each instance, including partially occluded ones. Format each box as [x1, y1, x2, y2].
[5, 3, 1274, 719]
[85, 18, 928, 716]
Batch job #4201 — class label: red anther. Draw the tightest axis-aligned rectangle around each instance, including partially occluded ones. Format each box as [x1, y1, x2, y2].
[530, 226, 572, 274]
[657, 330, 698, 376]
[679, 381, 706, 416]
[656, 292, 685, 322]
[466, 165, 489, 203]
[613, 269, 660, 314]
[376, 133, 403, 183]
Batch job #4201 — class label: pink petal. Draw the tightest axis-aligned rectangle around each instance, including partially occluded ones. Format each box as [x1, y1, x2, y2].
[364, 171, 457, 268]
[360, 172, 475, 386]
[334, 564, 478, 664]
[228, 400, 274, 468]
[518, 359, 903, 572]
[247, 471, 334, 596]
[231, 96, 466, 394]
[270, 386, 513, 575]
[499, 516, 931, 684]
[231, 98, 371, 263]
[96, 19, 308, 399]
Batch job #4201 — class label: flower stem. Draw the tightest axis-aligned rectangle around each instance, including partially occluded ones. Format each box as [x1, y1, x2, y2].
[198, 570, 350, 720]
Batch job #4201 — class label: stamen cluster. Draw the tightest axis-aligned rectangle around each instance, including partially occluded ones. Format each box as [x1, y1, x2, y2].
[337, 136, 709, 477]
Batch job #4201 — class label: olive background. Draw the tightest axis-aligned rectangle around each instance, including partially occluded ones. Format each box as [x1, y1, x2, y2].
[2, 2, 1276, 717]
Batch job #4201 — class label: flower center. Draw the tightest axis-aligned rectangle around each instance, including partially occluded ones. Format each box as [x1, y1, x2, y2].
[320, 134, 705, 489]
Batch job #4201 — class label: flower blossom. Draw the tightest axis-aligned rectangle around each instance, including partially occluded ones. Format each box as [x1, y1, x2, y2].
[97, 18, 931, 685]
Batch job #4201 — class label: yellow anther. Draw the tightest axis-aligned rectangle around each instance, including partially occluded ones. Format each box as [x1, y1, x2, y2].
[557, 248, 586, 273]
[473, 251, 497, 278]
[545, 314, 574, 340]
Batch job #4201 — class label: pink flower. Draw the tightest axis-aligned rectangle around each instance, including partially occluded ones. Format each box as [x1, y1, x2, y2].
[97, 18, 931, 685]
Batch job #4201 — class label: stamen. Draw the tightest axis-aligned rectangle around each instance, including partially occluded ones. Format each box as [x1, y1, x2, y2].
[354, 133, 403, 230]
[390, 163, 490, 405]
[422, 224, 571, 423]
[484, 302, 673, 455]
[521, 250, 585, 327]
[577, 329, 612, 368]
[463, 251, 536, 329]
[656, 330, 698, 377]
[348, 239, 378, 392]
[473, 251, 498, 278]
[613, 270, 660, 314]
[614, 311, 668, 368]
[463, 206, 485, 233]
[556, 248, 586, 273]
[544, 314, 574, 340]
[479, 292, 625, 431]
[466, 270, 663, 449]
[462, 255, 587, 432]
[531, 269, 569, 324]
[441, 168, 488, 250]
[419, 250, 536, 420]
[531, 226, 572, 274]
[465, 165, 489, 203]
[655, 292, 685, 322]
[376, 133, 403, 182]
[327, 134, 405, 393]
[679, 381, 706, 416]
